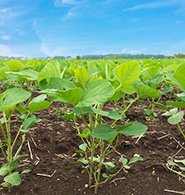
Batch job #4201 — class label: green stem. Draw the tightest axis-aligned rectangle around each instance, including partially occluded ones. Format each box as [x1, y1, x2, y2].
[6, 117, 12, 164]
[14, 134, 25, 160]
[111, 96, 139, 126]
[0, 122, 7, 141]
[177, 124, 185, 139]
[95, 141, 104, 193]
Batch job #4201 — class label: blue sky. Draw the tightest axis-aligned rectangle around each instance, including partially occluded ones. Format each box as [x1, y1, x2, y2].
[0, 0, 185, 57]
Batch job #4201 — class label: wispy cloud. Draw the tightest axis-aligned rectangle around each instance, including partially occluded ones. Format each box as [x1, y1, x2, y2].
[0, 44, 22, 57]
[123, 0, 185, 12]
[54, 0, 85, 6]
[1, 35, 11, 41]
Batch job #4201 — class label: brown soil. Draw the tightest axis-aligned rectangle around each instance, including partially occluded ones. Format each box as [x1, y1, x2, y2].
[0, 103, 185, 195]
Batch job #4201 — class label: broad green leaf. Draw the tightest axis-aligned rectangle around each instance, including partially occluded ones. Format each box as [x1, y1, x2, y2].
[75, 66, 89, 87]
[79, 143, 87, 152]
[166, 101, 185, 108]
[92, 124, 117, 141]
[37, 62, 60, 83]
[21, 115, 41, 133]
[6, 69, 38, 81]
[28, 94, 51, 112]
[173, 63, 185, 91]
[167, 111, 184, 125]
[176, 92, 185, 102]
[114, 61, 140, 91]
[133, 81, 160, 98]
[0, 88, 31, 112]
[162, 108, 178, 116]
[92, 108, 121, 120]
[128, 155, 143, 165]
[39, 77, 76, 90]
[76, 158, 89, 165]
[4, 172, 21, 186]
[54, 88, 84, 106]
[6, 60, 25, 71]
[77, 79, 114, 107]
[0, 164, 9, 176]
[78, 128, 90, 138]
[74, 107, 93, 116]
[119, 157, 128, 165]
[0, 66, 8, 80]
[119, 122, 148, 136]
[104, 162, 116, 170]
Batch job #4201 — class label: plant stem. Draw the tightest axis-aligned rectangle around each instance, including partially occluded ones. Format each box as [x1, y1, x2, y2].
[94, 141, 104, 193]
[0, 122, 7, 141]
[177, 124, 185, 139]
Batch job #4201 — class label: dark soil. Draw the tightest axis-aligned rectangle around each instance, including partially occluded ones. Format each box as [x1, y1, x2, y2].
[0, 103, 185, 195]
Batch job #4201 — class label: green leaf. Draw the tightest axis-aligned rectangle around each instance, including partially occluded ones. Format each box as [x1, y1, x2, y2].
[21, 115, 41, 133]
[37, 62, 60, 83]
[39, 77, 76, 90]
[4, 172, 21, 186]
[79, 143, 87, 152]
[0, 88, 31, 112]
[173, 63, 185, 91]
[92, 124, 117, 141]
[133, 81, 160, 98]
[21, 169, 31, 175]
[28, 94, 51, 112]
[92, 108, 121, 120]
[59, 88, 84, 106]
[1, 182, 10, 188]
[119, 157, 130, 169]
[119, 156, 128, 165]
[174, 159, 185, 166]
[74, 107, 93, 116]
[104, 162, 116, 170]
[114, 61, 141, 91]
[75, 66, 89, 87]
[176, 92, 185, 101]
[0, 164, 9, 176]
[78, 128, 90, 138]
[119, 122, 148, 136]
[6, 69, 38, 81]
[167, 111, 184, 125]
[128, 155, 143, 165]
[76, 158, 89, 165]
[77, 79, 114, 107]
[6, 60, 25, 71]
[166, 101, 185, 108]
[162, 108, 178, 116]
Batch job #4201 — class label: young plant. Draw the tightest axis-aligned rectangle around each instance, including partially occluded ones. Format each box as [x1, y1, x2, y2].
[166, 159, 185, 178]
[0, 88, 50, 189]
[41, 61, 148, 193]
[162, 108, 185, 139]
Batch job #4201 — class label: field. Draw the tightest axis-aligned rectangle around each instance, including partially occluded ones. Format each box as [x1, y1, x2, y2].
[0, 59, 185, 195]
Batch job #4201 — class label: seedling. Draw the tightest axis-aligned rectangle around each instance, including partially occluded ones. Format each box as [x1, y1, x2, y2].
[162, 108, 185, 139]
[0, 89, 50, 190]
[166, 159, 185, 178]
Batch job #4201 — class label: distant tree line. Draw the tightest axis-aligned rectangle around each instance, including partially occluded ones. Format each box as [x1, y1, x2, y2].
[173, 53, 185, 58]
[79, 54, 167, 59]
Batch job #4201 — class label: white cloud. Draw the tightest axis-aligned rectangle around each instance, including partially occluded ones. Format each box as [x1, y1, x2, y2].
[123, 0, 185, 12]
[0, 44, 22, 57]
[62, 8, 76, 20]
[41, 43, 68, 56]
[55, 0, 80, 6]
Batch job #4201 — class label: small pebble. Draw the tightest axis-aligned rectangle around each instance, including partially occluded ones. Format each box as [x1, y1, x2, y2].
[84, 184, 88, 188]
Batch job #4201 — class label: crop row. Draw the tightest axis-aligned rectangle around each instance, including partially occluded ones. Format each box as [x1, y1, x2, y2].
[0, 59, 184, 193]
